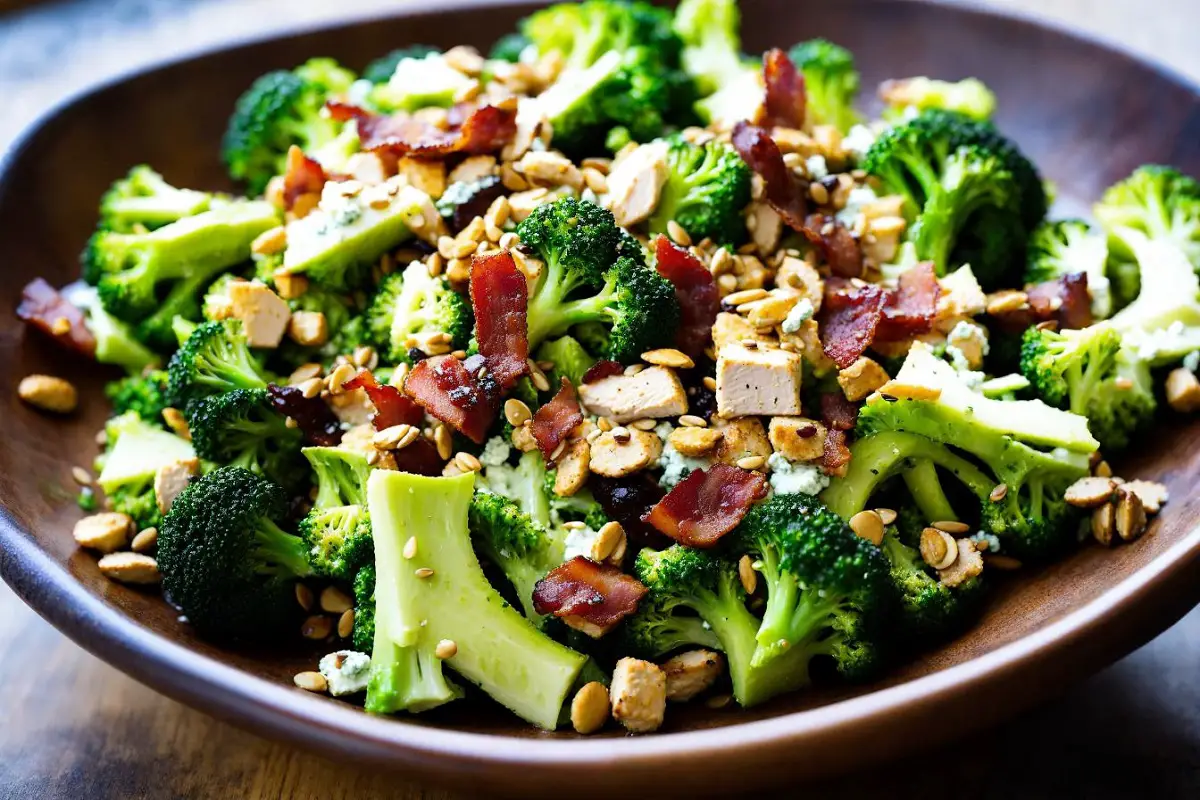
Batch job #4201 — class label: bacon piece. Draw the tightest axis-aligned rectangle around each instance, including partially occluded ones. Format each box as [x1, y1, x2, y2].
[282, 146, 328, 211]
[1029, 273, 1092, 330]
[642, 464, 768, 549]
[758, 48, 806, 130]
[582, 360, 624, 384]
[324, 100, 370, 123]
[470, 251, 529, 390]
[820, 391, 859, 431]
[392, 437, 445, 476]
[877, 262, 939, 341]
[17, 279, 96, 357]
[654, 236, 720, 359]
[820, 428, 852, 476]
[266, 384, 342, 446]
[403, 355, 497, 444]
[342, 370, 424, 431]
[531, 378, 583, 460]
[799, 214, 864, 279]
[532, 556, 648, 630]
[358, 101, 518, 159]
[819, 282, 889, 369]
[732, 122, 808, 230]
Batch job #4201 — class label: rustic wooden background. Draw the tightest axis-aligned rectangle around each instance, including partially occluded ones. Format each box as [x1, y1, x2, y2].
[2, 1, 1199, 798]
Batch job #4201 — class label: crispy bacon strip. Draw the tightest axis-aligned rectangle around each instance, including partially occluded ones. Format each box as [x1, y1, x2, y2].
[821, 428, 852, 476]
[266, 384, 342, 446]
[731, 122, 808, 230]
[654, 236, 720, 360]
[532, 556, 648, 630]
[324, 100, 370, 123]
[282, 146, 328, 211]
[820, 391, 859, 432]
[358, 101, 518, 159]
[342, 370, 424, 431]
[470, 251, 529, 391]
[1028, 273, 1092, 330]
[642, 464, 768, 549]
[582, 360, 624, 384]
[531, 378, 583, 460]
[819, 282, 890, 369]
[758, 48, 806, 130]
[877, 262, 940, 341]
[799, 214, 864, 279]
[403, 355, 497, 444]
[17, 279, 96, 357]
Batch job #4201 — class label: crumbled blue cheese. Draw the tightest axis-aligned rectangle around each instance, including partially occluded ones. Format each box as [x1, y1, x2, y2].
[654, 422, 711, 489]
[766, 453, 830, 496]
[842, 124, 878, 161]
[781, 297, 815, 334]
[805, 155, 829, 180]
[319, 650, 372, 696]
[563, 526, 603, 561]
[1185, 350, 1200, 373]
[479, 436, 512, 467]
[970, 531, 1001, 553]
[834, 185, 879, 229]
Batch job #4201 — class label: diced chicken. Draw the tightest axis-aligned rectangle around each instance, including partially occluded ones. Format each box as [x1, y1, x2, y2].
[345, 152, 390, 185]
[715, 343, 803, 417]
[395, 157, 447, 199]
[229, 280, 291, 348]
[938, 539, 984, 588]
[774, 256, 824, 310]
[936, 265, 988, 332]
[1166, 368, 1200, 412]
[837, 356, 889, 402]
[711, 312, 772, 352]
[288, 310, 328, 347]
[713, 417, 772, 465]
[447, 155, 498, 185]
[154, 457, 200, 515]
[553, 438, 590, 496]
[577, 366, 688, 424]
[501, 98, 546, 162]
[660, 649, 724, 702]
[610, 657, 667, 733]
[605, 141, 668, 227]
[768, 417, 827, 462]
[776, 318, 833, 373]
[589, 429, 663, 478]
[747, 201, 782, 255]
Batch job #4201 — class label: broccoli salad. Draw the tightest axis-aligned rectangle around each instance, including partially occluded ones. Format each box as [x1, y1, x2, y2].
[18, 0, 1198, 736]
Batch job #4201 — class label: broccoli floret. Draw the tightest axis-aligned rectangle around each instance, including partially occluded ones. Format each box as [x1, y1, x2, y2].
[1020, 323, 1156, 452]
[787, 39, 861, 132]
[824, 342, 1098, 560]
[880, 529, 985, 646]
[97, 165, 219, 234]
[535, 335, 597, 390]
[368, 54, 474, 112]
[65, 284, 163, 370]
[297, 446, 374, 581]
[353, 564, 377, 652]
[468, 492, 567, 621]
[222, 58, 357, 194]
[733, 493, 889, 680]
[365, 470, 588, 728]
[1095, 165, 1200, 270]
[482, 450, 553, 526]
[185, 388, 306, 491]
[517, 197, 679, 361]
[648, 135, 752, 246]
[362, 45, 439, 84]
[489, 33, 531, 63]
[97, 413, 196, 494]
[1025, 220, 1112, 319]
[158, 466, 313, 642]
[105, 369, 169, 423]
[366, 260, 473, 363]
[881, 77, 997, 122]
[1105, 226, 1200, 364]
[166, 319, 272, 407]
[106, 483, 163, 532]
[522, 0, 682, 72]
[673, 0, 761, 127]
[87, 201, 280, 324]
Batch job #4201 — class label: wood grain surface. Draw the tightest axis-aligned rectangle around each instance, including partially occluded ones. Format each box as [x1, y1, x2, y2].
[2, 1, 1199, 798]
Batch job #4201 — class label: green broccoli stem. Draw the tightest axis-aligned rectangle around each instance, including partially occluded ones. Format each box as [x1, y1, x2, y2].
[751, 550, 847, 669]
[367, 639, 463, 714]
[901, 459, 959, 522]
[253, 518, 312, 578]
[525, 257, 614, 348]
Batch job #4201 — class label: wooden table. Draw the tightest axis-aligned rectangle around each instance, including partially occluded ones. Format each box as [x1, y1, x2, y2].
[2, 1, 1199, 797]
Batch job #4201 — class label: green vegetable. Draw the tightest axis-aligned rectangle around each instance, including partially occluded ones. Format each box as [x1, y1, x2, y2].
[97, 165, 220, 233]
[353, 564, 377, 652]
[674, 0, 761, 127]
[366, 259, 473, 364]
[880, 529, 986, 646]
[185, 388, 307, 491]
[468, 491, 566, 621]
[535, 335, 597, 391]
[97, 413, 195, 493]
[298, 447, 374, 581]
[105, 369, 169, 424]
[362, 46, 439, 84]
[369, 54, 473, 112]
[1024, 220, 1111, 318]
[788, 39, 861, 131]
[1094, 164, 1200, 271]
[648, 134, 752, 246]
[881, 77, 996, 122]
[166, 319, 271, 407]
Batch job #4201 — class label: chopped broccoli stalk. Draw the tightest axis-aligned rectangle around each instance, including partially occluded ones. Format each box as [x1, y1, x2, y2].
[365, 470, 587, 728]
[86, 200, 279, 324]
[158, 467, 313, 642]
[1094, 164, 1200, 270]
[222, 58, 357, 194]
[97, 413, 195, 493]
[1020, 323, 1156, 452]
[65, 285, 162, 371]
[366, 260, 473, 363]
[98, 165, 218, 233]
[881, 77, 997, 122]
[468, 492, 566, 620]
[282, 184, 431, 291]
[788, 39, 861, 131]
[535, 335, 597, 389]
[1024, 220, 1112, 318]
[673, 0, 761, 127]
[362, 45, 439, 85]
[298, 447, 374, 581]
[166, 319, 272, 407]
[648, 134, 752, 246]
[483, 450, 554, 527]
[369, 55, 472, 112]
[880, 529, 985, 645]
[185, 388, 307, 491]
[733, 493, 889, 679]
[353, 564, 377, 653]
[105, 369, 169, 424]
[522, 0, 683, 72]
[516, 197, 679, 362]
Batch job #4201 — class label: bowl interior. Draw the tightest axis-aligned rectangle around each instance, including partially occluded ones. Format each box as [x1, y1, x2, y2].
[2, 0, 1200, 761]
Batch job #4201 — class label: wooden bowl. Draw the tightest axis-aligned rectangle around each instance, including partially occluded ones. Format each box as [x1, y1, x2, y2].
[2, 0, 1199, 795]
